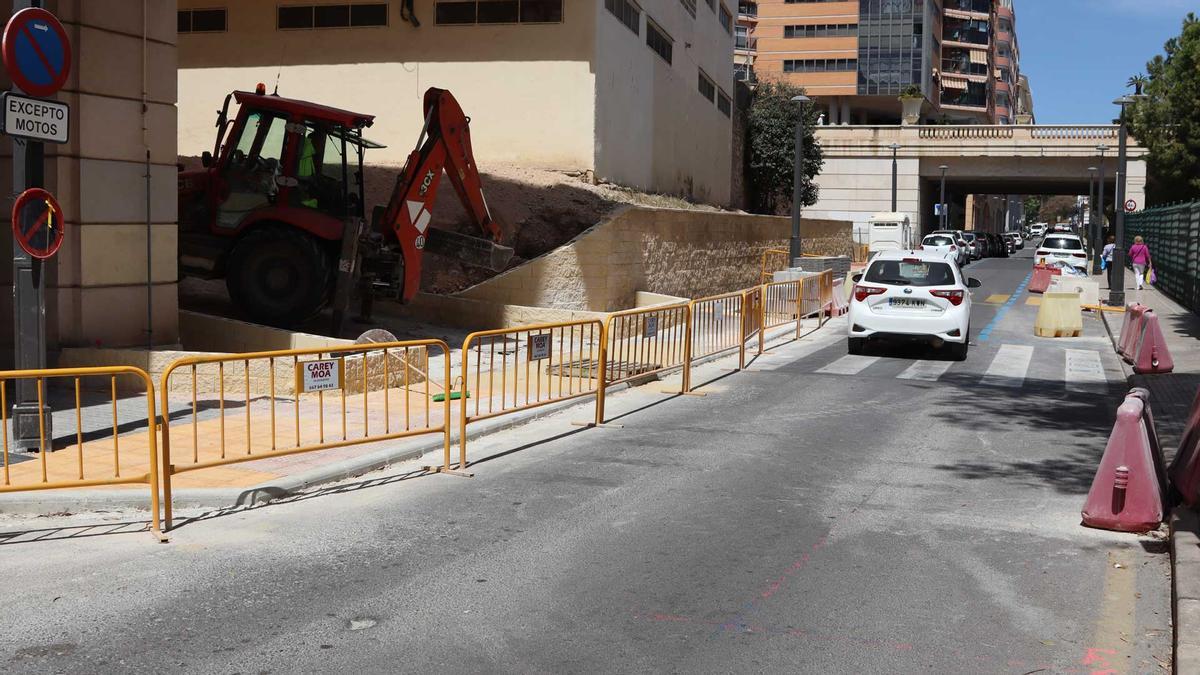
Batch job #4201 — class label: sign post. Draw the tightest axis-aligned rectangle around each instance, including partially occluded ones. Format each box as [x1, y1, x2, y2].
[5, 1, 71, 451]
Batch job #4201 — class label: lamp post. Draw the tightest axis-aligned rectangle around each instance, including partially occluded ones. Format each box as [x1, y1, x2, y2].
[889, 142, 900, 212]
[1095, 144, 1109, 275]
[938, 165, 949, 230]
[1088, 166, 1099, 274]
[1109, 96, 1135, 306]
[789, 95, 811, 263]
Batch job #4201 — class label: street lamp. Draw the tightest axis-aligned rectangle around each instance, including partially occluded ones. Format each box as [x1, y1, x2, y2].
[1095, 144, 1109, 275]
[1088, 166, 1099, 274]
[889, 142, 900, 212]
[1109, 95, 1136, 306]
[938, 165, 949, 230]
[789, 95, 811, 263]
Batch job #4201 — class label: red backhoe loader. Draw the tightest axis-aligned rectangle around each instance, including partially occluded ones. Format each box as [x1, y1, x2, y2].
[177, 86, 512, 331]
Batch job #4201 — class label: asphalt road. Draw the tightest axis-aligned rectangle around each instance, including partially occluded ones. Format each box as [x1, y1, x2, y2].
[0, 246, 1172, 674]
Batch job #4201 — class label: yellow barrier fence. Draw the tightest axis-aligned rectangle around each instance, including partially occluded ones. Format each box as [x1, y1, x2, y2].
[760, 248, 791, 284]
[763, 279, 803, 339]
[600, 302, 691, 419]
[460, 319, 605, 461]
[159, 340, 451, 529]
[742, 285, 765, 356]
[0, 366, 162, 538]
[687, 290, 747, 388]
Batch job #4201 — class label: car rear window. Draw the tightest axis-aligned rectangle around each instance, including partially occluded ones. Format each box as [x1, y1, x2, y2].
[962, 233, 976, 241]
[1044, 237, 1083, 251]
[924, 236, 954, 246]
[864, 260, 956, 287]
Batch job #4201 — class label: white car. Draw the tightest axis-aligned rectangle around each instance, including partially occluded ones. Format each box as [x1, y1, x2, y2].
[1034, 234, 1089, 270]
[1030, 224, 1047, 237]
[1005, 232, 1024, 250]
[847, 250, 980, 360]
[921, 233, 967, 267]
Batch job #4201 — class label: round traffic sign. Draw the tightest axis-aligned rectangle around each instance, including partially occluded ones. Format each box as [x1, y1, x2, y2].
[1125, 199, 1138, 213]
[11, 187, 64, 259]
[2, 7, 71, 99]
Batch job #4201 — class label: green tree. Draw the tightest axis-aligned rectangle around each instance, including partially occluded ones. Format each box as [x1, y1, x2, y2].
[745, 81, 824, 214]
[1038, 195, 1078, 223]
[1023, 196, 1042, 225]
[1127, 13, 1200, 204]
[1127, 74, 1149, 95]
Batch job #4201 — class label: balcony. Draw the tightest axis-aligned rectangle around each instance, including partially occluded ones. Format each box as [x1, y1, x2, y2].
[735, 35, 757, 51]
[735, 63, 757, 83]
[738, 2, 757, 17]
[941, 59, 988, 78]
[945, 0, 991, 13]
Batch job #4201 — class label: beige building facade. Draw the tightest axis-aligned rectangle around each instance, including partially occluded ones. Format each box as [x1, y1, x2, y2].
[176, 0, 735, 205]
[1, 0, 179, 364]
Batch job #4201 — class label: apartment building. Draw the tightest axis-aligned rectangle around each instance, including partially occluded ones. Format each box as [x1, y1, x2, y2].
[737, 0, 1029, 126]
[176, 0, 736, 205]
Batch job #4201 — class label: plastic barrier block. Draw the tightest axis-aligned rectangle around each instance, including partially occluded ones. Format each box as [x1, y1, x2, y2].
[1029, 265, 1062, 294]
[830, 278, 849, 316]
[1033, 291, 1083, 338]
[1081, 394, 1164, 532]
[1117, 303, 1146, 358]
[1048, 276, 1101, 308]
[1131, 309, 1174, 374]
[1169, 386, 1200, 507]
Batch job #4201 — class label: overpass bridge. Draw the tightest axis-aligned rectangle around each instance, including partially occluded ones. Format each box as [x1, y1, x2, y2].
[807, 124, 1147, 237]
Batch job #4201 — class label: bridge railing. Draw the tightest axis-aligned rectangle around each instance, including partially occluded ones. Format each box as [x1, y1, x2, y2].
[818, 124, 1121, 144]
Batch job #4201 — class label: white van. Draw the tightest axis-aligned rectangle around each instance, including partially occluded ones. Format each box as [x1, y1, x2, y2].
[867, 212, 913, 255]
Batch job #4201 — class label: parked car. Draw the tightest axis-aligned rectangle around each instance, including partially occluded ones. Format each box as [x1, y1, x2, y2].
[1005, 232, 1024, 250]
[1035, 234, 1089, 270]
[921, 233, 967, 267]
[1030, 223, 1047, 237]
[847, 250, 980, 360]
[961, 232, 983, 260]
[988, 232, 1008, 258]
[930, 230, 971, 265]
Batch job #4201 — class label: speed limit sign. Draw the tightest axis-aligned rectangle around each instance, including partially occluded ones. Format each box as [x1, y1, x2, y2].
[1125, 199, 1137, 212]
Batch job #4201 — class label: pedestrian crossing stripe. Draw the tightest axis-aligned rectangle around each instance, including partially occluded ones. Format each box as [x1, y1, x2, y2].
[813, 344, 1111, 390]
[984, 294, 1010, 304]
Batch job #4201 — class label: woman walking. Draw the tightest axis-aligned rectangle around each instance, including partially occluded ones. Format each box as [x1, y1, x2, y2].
[1128, 235, 1152, 291]
[1102, 235, 1116, 289]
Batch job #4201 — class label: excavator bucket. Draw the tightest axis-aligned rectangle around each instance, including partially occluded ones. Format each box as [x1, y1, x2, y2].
[423, 228, 514, 271]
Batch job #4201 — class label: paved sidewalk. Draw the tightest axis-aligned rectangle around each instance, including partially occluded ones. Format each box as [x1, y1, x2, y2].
[1096, 269, 1200, 674]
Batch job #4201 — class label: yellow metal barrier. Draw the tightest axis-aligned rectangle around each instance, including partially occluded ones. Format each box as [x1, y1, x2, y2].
[460, 319, 605, 461]
[600, 302, 691, 419]
[819, 269, 834, 324]
[159, 340, 451, 529]
[686, 290, 746, 389]
[742, 285, 765, 356]
[0, 366, 162, 538]
[760, 248, 791, 284]
[763, 279, 803, 339]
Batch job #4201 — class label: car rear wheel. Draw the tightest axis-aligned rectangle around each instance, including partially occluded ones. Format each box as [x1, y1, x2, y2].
[946, 332, 969, 361]
[226, 225, 333, 327]
[848, 337, 866, 355]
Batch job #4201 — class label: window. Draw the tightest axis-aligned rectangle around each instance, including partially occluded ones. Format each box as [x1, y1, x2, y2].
[277, 4, 388, 29]
[1044, 237, 1083, 251]
[434, 0, 562, 25]
[864, 260, 956, 288]
[705, 0, 716, 10]
[717, 89, 731, 116]
[679, 0, 697, 17]
[783, 58, 857, 72]
[698, 69, 715, 102]
[718, 4, 733, 33]
[646, 20, 672, 64]
[784, 23, 857, 38]
[606, 0, 639, 34]
[178, 8, 226, 33]
[783, 0, 845, 3]
[996, 91, 1010, 108]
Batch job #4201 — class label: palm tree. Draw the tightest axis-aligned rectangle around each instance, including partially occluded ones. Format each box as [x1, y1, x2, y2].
[1127, 74, 1149, 95]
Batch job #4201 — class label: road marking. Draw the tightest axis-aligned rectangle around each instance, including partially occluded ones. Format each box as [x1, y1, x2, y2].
[1025, 296, 1042, 306]
[896, 360, 954, 381]
[1083, 549, 1136, 672]
[977, 269, 1033, 343]
[979, 344, 1034, 387]
[1065, 349, 1107, 392]
[983, 294, 1010, 304]
[816, 355, 879, 375]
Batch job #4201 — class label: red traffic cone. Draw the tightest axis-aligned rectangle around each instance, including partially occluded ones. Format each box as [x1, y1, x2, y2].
[1082, 394, 1164, 532]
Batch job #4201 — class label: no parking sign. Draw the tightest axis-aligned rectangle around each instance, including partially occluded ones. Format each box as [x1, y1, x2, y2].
[11, 187, 63, 259]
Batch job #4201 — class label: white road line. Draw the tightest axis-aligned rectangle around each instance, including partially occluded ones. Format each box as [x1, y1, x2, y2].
[816, 355, 881, 375]
[1065, 349, 1108, 393]
[979, 344, 1034, 388]
[897, 360, 955, 382]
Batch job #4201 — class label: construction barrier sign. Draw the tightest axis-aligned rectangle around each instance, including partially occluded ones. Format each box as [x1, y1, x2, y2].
[295, 357, 344, 393]
[644, 316, 658, 339]
[529, 333, 551, 361]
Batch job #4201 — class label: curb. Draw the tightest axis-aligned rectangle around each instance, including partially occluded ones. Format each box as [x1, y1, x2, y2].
[1172, 508, 1200, 674]
[0, 322, 819, 516]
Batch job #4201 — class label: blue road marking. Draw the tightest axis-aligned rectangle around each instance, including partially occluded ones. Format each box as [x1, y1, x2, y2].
[977, 270, 1033, 343]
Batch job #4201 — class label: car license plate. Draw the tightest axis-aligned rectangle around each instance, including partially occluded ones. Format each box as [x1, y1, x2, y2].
[888, 298, 924, 308]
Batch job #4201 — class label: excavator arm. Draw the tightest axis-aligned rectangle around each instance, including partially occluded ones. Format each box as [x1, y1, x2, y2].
[376, 87, 512, 303]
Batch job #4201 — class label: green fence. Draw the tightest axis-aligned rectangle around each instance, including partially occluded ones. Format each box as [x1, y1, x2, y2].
[1124, 201, 1200, 313]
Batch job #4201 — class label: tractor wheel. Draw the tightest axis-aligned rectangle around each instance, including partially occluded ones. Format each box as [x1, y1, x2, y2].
[225, 226, 332, 326]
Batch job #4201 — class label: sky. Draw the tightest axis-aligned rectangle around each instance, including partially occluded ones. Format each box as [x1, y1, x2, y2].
[1016, 0, 1191, 123]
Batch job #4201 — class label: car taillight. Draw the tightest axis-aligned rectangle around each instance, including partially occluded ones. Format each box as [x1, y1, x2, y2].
[854, 285, 885, 302]
[918, 245, 925, 250]
[931, 289, 965, 306]
[950, 245, 957, 251]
